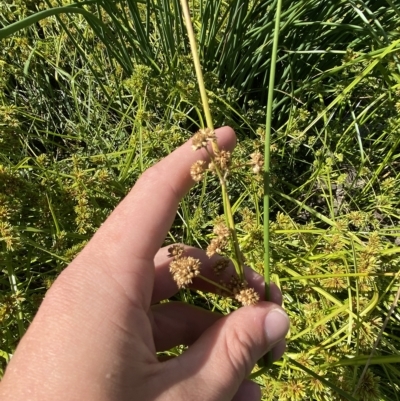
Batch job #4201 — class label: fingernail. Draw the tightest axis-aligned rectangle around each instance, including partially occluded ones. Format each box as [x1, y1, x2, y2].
[264, 309, 290, 346]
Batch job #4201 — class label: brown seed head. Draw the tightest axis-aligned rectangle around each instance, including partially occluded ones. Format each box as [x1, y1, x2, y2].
[228, 276, 247, 293]
[169, 256, 201, 288]
[213, 223, 230, 239]
[202, 127, 215, 140]
[191, 128, 215, 150]
[213, 150, 231, 172]
[190, 160, 207, 182]
[235, 287, 260, 306]
[168, 244, 185, 259]
[192, 132, 208, 150]
[206, 237, 228, 257]
[212, 258, 230, 276]
[249, 151, 264, 174]
[225, 276, 260, 306]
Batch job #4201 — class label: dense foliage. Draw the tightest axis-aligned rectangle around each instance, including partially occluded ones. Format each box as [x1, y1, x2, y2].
[1, 1, 400, 399]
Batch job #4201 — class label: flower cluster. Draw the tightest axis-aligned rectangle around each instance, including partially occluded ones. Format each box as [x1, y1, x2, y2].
[190, 160, 207, 182]
[210, 149, 231, 173]
[211, 257, 230, 276]
[207, 222, 230, 257]
[249, 151, 263, 174]
[190, 129, 263, 183]
[190, 148, 232, 182]
[191, 127, 216, 150]
[227, 276, 260, 306]
[168, 244, 201, 288]
[190, 127, 226, 182]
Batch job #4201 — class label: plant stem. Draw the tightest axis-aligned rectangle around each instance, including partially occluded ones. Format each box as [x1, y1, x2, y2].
[181, 0, 244, 280]
[258, 0, 284, 373]
[221, 183, 244, 280]
[4, 244, 25, 337]
[204, 148, 243, 279]
[179, 0, 213, 131]
[264, 0, 283, 302]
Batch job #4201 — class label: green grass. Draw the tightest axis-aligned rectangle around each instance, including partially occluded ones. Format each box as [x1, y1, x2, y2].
[1, 0, 400, 399]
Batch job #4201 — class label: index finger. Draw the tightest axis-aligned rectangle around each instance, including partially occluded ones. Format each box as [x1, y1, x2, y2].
[74, 127, 236, 306]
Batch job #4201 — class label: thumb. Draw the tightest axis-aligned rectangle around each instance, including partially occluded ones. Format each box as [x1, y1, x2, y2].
[171, 303, 289, 401]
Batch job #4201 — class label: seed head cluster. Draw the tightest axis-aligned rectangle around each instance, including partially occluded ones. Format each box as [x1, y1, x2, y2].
[168, 244, 184, 259]
[207, 222, 230, 257]
[191, 127, 215, 150]
[249, 151, 264, 174]
[210, 149, 231, 173]
[187, 130, 259, 308]
[190, 127, 236, 183]
[213, 223, 230, 238]
[227, 276, 260, 306]
[190, 160, 207, 182]
[168, 244, 201, 288]
[235, 287, 260, 306]
[212, 257, 230, 275]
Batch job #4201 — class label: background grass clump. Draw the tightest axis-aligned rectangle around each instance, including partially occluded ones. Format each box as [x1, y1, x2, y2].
[1, 0, 400, 399]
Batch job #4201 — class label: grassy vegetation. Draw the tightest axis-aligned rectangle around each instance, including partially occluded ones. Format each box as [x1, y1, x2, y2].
[1, 0, 400, 399]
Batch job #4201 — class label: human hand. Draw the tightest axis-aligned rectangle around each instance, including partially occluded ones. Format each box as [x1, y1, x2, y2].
[0, 127, 289, 401]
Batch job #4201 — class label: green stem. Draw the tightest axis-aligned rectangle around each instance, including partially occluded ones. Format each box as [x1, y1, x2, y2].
[222, 183, 244, 280]
[180, 0, 213, 131]
[259, 0, 283, 372]
[264, 0, 283, 302]
[4, 244, 25, 337]
[180, 0, 244, 281]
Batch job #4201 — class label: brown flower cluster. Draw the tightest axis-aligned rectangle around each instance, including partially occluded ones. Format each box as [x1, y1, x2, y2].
[168, 244, 184, 259]
[190, 128, 234, 183]
[190, 160, 207, 182]
[191, 127, 215, 150]
[168, 244, 201, 288]
[249, 151, 263, 174]
[210, 149, 231, 173]
[212, 257, 230, 276]
[235, 287, 260, 306]
[207, 222, 230, 257]
[227, 276, 260, 306]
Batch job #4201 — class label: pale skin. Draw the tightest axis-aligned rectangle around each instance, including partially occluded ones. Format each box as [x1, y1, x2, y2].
[0, 127, 290, 401]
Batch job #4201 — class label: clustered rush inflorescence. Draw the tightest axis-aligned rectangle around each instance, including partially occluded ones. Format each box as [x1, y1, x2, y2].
[249, 151, 264, 174]
[206, 222, 230, 257]
[189, 160, 207, 182]
[227, 276, 260, 307]
[189, 128, 234, 183]
[176, 0, 263, 310]
[168, 244, 201, 288]
[191, 127, 215, 150]
[211, 257, 230, 276]
[168, 244, 259, 307]
[167, 129, 260, 307]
